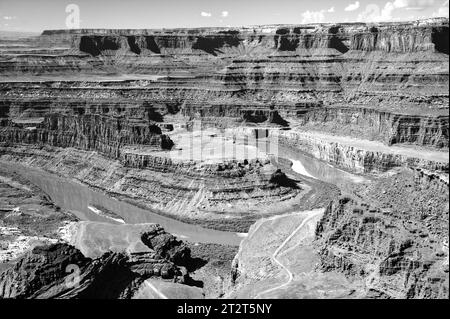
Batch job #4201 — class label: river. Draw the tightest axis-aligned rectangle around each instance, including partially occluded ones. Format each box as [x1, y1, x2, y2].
[5, 163, 244, 246]
[246, 136, 368, 187]
[2, 141, 366, 246]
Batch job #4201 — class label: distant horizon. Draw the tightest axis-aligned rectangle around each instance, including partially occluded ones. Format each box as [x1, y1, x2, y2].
[0, 0, 449, 33]
[1, 16, 448, 35]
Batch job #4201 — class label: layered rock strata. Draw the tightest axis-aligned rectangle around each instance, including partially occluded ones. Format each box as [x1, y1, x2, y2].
[1, 19, 448, 150]
[297, 107, 449, 148]
[272, 130, 448, 173]
[315, 168, 449, 299]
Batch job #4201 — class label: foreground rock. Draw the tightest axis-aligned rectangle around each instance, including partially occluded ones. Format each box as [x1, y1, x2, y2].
[0, 226, 202, 299]
[141, 226, 191, 265]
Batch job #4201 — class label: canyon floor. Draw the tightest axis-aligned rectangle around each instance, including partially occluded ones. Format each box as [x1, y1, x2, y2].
[0, 18, 448, 299]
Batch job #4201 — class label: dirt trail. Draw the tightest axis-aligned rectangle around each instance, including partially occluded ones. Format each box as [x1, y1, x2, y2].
[254, 208, 324, 299]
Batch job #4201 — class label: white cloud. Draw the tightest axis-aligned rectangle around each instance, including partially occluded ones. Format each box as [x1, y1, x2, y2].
[434, 6, 449, 16]
[357, 3, 391, 21]
[301, 10, 325, 23]
[345, 1, 361, 11]
[393, 0, 436, 9]
[357, 0, 440, 22]
[301, 6, 338, 24]
[200, 12, 212, 17]
[383, 2, 397, 19]
[393, 0, 409, 7]
[221, 11, 229, 17]
[3, 16, 16, 20]
[432, 0, 449, 17]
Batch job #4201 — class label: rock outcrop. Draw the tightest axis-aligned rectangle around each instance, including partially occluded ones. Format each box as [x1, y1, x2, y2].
[0, 225, 199, 299]
[141, 226, 191, 265]
[0, 105, 174, 159]
[315, 169, 449, 299]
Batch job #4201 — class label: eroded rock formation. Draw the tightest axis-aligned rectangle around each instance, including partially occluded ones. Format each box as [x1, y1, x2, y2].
[0, 225, 198, 299]
[315, 169, 449, 299]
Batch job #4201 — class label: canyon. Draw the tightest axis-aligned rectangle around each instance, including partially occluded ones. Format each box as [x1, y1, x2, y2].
[0, 18, 448, 299]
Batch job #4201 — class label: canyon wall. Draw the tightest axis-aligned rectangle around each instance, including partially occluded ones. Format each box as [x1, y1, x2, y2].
[38, 20, 449, 55]
[1, 19, 448, 151]
[272, 130, 449, 173]
[0, 114, 173, 158]
[298, 107, 449, 148]
[315, 168, 449, 298]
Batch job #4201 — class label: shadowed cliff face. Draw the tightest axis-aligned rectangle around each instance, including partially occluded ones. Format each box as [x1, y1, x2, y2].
[192, 36, 241, 55]
[126, 36, 161, 54]
[273, 26, 350, 53]
[79, 36, 122, 56]
[432, 26, 449, 54]
[70, 22, 449, 56]
[78, 33, 242, 56]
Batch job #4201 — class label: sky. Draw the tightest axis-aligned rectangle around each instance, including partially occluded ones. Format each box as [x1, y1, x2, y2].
[0, 0, 448, 32]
